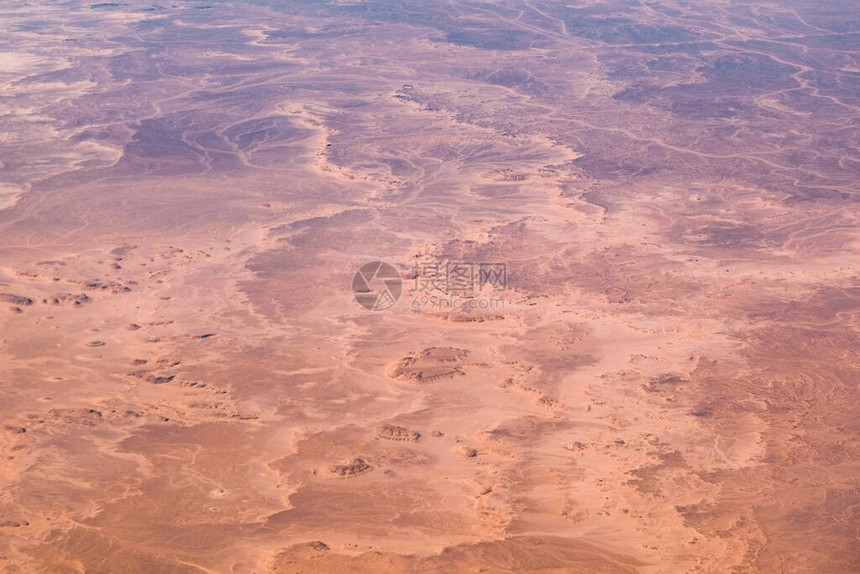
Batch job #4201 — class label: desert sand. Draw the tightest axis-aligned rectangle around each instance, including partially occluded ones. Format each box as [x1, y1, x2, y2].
[0, 0, 858, 572]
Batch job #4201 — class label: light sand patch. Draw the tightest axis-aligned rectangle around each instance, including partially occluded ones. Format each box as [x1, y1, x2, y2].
[0, 52, 42, 74]
[0, 183, 23, 210]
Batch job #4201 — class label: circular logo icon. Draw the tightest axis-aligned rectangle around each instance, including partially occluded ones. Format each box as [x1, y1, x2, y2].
[352, 261, 402, 311]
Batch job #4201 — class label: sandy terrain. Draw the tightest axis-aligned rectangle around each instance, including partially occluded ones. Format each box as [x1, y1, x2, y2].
[0, 0, 858, 572]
